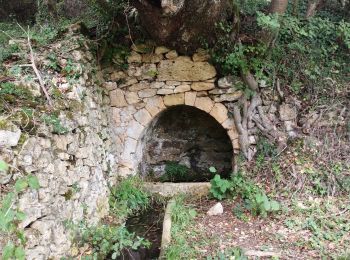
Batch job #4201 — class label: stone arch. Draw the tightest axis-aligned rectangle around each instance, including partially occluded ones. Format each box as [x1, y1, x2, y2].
[114, 90, 239, 177]
[108, 48, 244, 178]
[135, 104, 234, 180]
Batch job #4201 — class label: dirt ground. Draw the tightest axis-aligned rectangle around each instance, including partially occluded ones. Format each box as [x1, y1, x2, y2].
[186, 197, 350, 259]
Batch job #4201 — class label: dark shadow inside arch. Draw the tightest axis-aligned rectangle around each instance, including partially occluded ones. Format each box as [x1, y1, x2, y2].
[139, 105, 233, 182]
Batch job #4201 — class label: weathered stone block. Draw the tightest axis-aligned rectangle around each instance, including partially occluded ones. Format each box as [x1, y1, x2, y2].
[155, 46, 170, 55]
[157, 59, 216, 81]
[140, 64, 158, 80]
[134, 108, 152, 126]
[129, 81, 148, 92]
[0, 123, 21, 147]
[191, 82, 215, 91]
[228, 129, 239, 141]
[222, 118, 235, 130]
[165, 50, 178, 59]
[109, 89, 127, 107]
[127, 51, 142, 63]
[163, 93, 185, 106]
[174, 84, 191, 93]
[157, 89, 174, 95]
[210, 103, 228, 124]
[150, 82, 165, 89]
[194, 97, 214, 113]
[119, 77, 138, 88]
[110, 71, 127, 81]
[145, 96, 165, 117]
[192, 49, 210, 62]
[126, 121, 144, 140]
[185, 92, 196, 106]
[213, 91, 243, 102]
[125, 92, 140, 104]
[142, 53, 163, 63]
[138, 89, 157, 98]
[103, 82, 118, 91]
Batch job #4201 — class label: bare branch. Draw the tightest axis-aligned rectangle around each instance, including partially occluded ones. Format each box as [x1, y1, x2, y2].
[17, 24, 53, 107]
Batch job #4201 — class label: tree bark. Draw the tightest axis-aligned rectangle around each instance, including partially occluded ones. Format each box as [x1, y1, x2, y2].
[269, 0, 289, 14]
[130, 0, 233, 53]
[305, 0, 324, 18]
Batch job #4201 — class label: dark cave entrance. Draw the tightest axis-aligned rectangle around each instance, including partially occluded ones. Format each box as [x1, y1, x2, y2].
[139, 105, 233, 182]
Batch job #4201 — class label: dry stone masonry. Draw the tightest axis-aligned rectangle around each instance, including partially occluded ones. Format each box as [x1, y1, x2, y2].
[105, 47, 242, 177]
[0, 30, 116, 259]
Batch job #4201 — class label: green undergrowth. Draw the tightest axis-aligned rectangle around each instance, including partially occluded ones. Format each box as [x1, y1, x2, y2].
[207, 247, 248, 260]
[247, 137, 350, 197]
[109, 176, 151, 219]
[283, 197, 350, 258]
[210, 7, 350, 103]
[210, 172, 281, 218]
[66, 177, 154, 259]
[0, 160, 40, 260]
[65, 221, 150, 260]
[164, 195, 197, 260]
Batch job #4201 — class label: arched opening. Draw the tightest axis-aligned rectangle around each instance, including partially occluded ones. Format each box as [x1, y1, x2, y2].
[138, 105, 233, 182]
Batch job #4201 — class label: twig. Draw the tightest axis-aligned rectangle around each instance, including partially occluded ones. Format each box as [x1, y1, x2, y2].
[17, 24, 53, 106]
[124, 1, 136, 49]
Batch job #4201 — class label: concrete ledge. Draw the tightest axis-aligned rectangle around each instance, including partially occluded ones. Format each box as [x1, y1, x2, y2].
[159, 199, 175, 258]
[143, 182, 211, 198]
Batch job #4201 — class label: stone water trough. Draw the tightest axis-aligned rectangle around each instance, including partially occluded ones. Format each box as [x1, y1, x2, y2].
[143, 182, 211, 256]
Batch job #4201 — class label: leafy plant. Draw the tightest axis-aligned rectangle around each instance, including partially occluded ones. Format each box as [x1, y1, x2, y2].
[245, 192, 281, 217]
[69, 221, 150, 260]
[210, 174, 232, 200]
[160, 161, 190, 182]
[0, 160, 9, 171]
[41, 113, 68, 134]
[46, 52, 61, 71]
[210, 172, 281, 217]
[0, 161, 40, 260]
[109, 176, 150, 218]
[0, 82, 34, 101]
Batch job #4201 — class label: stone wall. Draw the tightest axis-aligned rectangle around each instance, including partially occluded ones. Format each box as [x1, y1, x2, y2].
[105, 46, 241, 177]
[0, 30, 116, 259]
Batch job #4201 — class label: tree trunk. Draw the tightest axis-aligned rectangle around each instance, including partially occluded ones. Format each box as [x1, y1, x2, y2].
[305, 0, 324, 18]
[269, 0, 289, 14]
[130, 0, 233, 53]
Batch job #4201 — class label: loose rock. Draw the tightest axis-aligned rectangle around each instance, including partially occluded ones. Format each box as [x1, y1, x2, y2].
[207, 202, 224, 216]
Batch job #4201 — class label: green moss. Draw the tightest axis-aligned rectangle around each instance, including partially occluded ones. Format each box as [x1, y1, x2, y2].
[68, 100, 84, 112]
[0, 82, 33, 100]
[63, 189, 73, 200]
[0, 119, 9, 130]
[18, 133, 29, 147]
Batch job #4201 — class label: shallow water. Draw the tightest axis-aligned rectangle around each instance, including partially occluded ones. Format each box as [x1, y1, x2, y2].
[119, 204, 164, 260]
